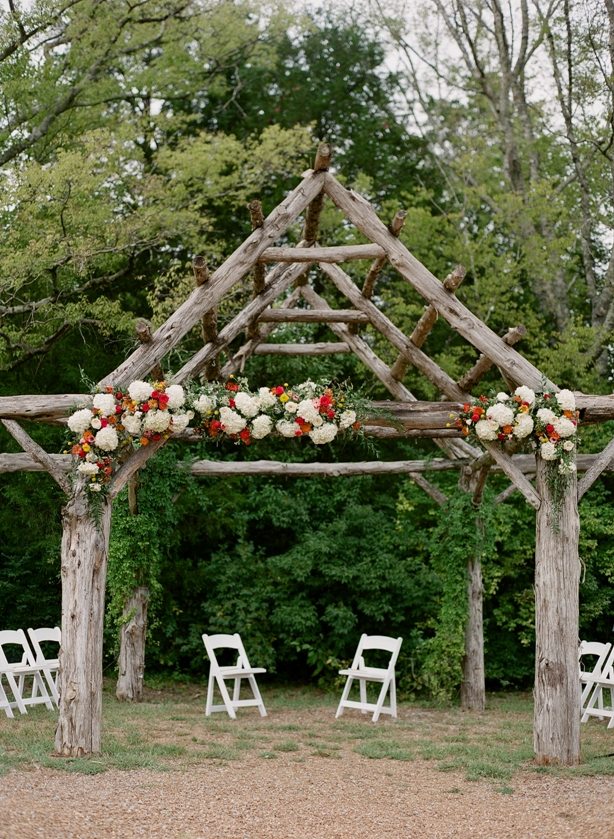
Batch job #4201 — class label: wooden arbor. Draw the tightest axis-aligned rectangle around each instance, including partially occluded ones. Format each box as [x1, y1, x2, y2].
[1, 144, 614, 763]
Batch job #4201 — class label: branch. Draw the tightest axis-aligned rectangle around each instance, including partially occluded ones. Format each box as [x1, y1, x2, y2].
[1, 418, 71, 493]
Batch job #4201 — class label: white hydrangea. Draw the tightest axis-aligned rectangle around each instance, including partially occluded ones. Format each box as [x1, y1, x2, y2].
[475, 419, 500, 441]
[219, 406, 247, 434]
[276, 419, 299, 438]
[556, 389, 576, 412]
[92, 393, 116, 416]
[77, 461, 100, 475]
[496, 392, 510, 402]
[540, 442, 558, 461]
[486, 403, 515, 426]
[563, 440, 575, 452]
[67, 408, 93, 435]
[251, 415, 273, 440]
[513, 414, 534, 439]
[234, 391, 260, 418]
[143, 409, 172, 433]
[514, 386, 536, 405]
[309, 423, 338, 445]
[122, 414, 142, 436]
[257, 388, 277, 409]
[284, 401, 299, 414]
[296, 399, 320, 424]
[128, 380, 153, 402]
[339, 410, 357, 429]
[194, 394, 215, 415]
[94, 426, 119, 452]
[536, 408, 557, 424]
[165, 385, 185, 411]
[553, 416, 576, 438]
[171, 412, 192, 434]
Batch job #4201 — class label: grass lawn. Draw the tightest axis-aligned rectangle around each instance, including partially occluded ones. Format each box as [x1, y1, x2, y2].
[1, 680, 612, 787]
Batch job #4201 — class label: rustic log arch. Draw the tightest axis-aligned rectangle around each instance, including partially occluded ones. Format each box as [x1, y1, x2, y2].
[1, 144, 613, 764]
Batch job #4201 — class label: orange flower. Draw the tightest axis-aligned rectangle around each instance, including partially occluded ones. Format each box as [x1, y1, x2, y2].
[139, 436, 150, 446]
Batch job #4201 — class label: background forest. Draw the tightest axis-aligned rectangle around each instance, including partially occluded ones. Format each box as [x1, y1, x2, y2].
[1, 0, 613, 700]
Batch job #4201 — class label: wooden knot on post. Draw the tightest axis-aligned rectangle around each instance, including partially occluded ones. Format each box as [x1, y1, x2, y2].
[135, 318, 164, 381]
[313, 143, 332, 172]
[302, 145, 331, 246]
[192, 255, 220, 381]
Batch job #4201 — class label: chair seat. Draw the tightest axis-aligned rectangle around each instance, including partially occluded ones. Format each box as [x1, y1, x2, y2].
[336, 634, 403, 723]
[202, 633, 267, 719]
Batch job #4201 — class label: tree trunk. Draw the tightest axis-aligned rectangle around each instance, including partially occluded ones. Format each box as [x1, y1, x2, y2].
[55, 488, 112, 757]
[115, 586, 149, 702]
[534, 457, 581, 765]
[461, 555, 485, 711]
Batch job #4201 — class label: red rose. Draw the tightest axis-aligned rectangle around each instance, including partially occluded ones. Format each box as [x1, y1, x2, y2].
[228, 398, 236, 408]
[275, 386, 285, 395]
[141, 403, 150, 412]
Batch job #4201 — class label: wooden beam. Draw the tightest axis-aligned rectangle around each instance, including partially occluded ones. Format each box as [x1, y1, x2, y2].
[361, 210, 407, 301]
[481, 441, 541, 509]
[320, 261, 469, 401]
[323, 173, 553, 391]
[253, 342, 351, 355]
[221, 287, 303, 378]
[193, 255, 220, 381]
[577, 437, 614, 500]
[98, 169, 327, 388]
[299, 285, 417, 401]
[302, 143, 330, 243]
[390, 264, 466, 381]
[408, 472, 448, 505]
[259, 244, 385, 263]
[188, 458, 462, 477]
[258, 308, 369, 324]
[458, 325, 527, 392]
[172, 260, 311, 383]
[1, 419, 71, 493]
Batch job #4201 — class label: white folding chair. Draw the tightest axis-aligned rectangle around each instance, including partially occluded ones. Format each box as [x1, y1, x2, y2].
[579, 640, 611, 720]
[582, 643, 614, 729]
[27, 627, 61, 708]
[202, 633, 267, 719]
[0, 629, 55, 717]
[336, 633, 403, 722]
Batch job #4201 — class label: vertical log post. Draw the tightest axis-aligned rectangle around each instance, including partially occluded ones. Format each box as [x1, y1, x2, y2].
[247, 201, 267, 340]
[55, 486, 112, 756]
[193, 256, 220, 381]
[458, 465, 488, 712]
[534, 457, 581, 765]
[115, 585, 149, 703]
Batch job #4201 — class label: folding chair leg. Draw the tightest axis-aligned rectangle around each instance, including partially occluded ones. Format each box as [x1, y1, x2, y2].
[389, 676, 397, 717]
[335, 676, 354, 719]
[247, 674, 267, 717]
[215, 675, 237, 720]
[4, 671, 27, 715]
[372, 678, 392, 722]
[205, 670, 215, 716]
[232, 677, 241, 705]
[0, 679, 15, 718]
[359, 679, 367, 714]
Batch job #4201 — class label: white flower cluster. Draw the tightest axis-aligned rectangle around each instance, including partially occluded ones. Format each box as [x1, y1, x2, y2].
[66, 380, 193, 492]
[457, 386, 578, 468]
[188, 378, 361, 446]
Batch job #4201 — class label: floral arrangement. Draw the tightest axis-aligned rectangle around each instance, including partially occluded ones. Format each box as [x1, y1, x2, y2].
[189, 377, 362, 446]
[66, 381, 193, 492]
[454, 385, 579, 507]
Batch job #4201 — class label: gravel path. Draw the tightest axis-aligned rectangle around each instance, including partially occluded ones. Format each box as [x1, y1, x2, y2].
[2, 755, 613, 839]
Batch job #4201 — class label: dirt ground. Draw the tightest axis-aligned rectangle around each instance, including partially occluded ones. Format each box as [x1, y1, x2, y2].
[2, 748, 614, 839]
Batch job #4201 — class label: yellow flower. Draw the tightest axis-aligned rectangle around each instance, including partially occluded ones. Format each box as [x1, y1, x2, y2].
[279, 393, 289, 403]
[82, 443, 91, 452]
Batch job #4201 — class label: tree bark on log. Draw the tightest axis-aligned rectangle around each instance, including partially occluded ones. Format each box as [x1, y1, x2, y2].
[533, 456, 581, 765]
[115, 586, 149, 703]
[54, 488, 112, 757]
